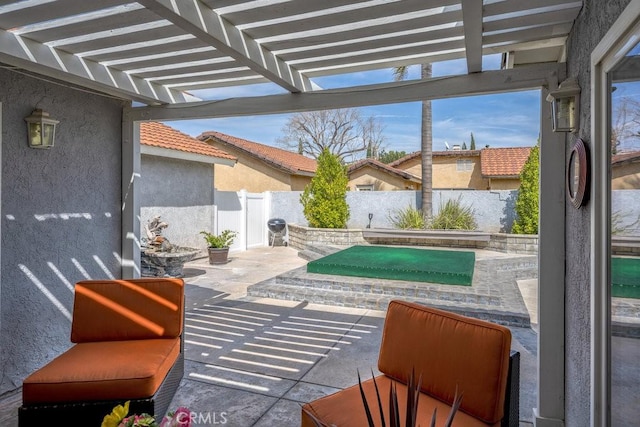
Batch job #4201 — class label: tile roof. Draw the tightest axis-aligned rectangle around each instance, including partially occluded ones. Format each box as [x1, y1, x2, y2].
[389, 150, 481, 168]
[348, 158, 421, 182]
[612, 150, 640, 165]
[481, 147, 532, 178]
[198, 131, 317, 175]
[140, 122, 236, 161]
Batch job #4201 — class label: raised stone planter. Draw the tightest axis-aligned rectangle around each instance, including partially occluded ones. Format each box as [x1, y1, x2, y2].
[287, 224, 539, 255]
[141, 247, 200, 277]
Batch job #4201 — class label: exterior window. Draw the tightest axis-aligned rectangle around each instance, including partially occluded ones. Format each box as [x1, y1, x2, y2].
[456, 159, 473, 171]
[356, 184, 374, 191]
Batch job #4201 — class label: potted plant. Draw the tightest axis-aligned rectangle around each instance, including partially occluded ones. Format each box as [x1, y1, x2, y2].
[200, 229, 237, 264]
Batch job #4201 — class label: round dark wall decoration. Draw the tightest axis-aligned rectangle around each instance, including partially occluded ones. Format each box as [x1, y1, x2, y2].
[567, 138, 590, 209]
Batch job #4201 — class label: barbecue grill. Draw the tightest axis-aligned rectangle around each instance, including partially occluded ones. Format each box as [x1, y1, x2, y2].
[267, 218, 288, 247]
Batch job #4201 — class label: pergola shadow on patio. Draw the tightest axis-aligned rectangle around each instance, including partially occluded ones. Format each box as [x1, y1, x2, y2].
[1, 247, 539, 427]
[5, 2, 639, 426]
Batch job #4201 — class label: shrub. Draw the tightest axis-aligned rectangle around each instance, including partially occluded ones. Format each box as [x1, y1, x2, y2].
[512, 144, 539, 234]
[300, 148, 350, 228]
[388, 205, 425, 229]
[428, 196, 477, 230]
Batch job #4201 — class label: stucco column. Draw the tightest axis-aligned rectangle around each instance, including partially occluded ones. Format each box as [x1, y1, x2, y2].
[121, 117, 141, 278]
[534, 82, 567, 426]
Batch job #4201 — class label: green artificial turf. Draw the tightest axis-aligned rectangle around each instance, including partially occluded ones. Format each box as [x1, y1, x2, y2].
[612, 256, 640, 299]
[307, 245, 475, 286]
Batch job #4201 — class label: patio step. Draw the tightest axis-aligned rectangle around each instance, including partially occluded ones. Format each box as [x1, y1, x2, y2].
[247, 254, 534, 328]
[248, 278, 529, 327]
[274, 267, 502, 306]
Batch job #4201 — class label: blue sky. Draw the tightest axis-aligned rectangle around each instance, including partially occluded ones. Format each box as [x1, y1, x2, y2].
[168, 55, 541, 155]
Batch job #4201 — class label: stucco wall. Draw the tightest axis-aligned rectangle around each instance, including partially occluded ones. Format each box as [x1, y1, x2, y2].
[140, 155, 215, 251]
[269, 190, 516, 232]
[611, 162, 640, 189]
[348, 166, 417, 191]
[0, 68, 126, 394]
[565, 1, 632, 425]
[208, 143, 313, 192]
[432, 155, 487, 189]
[488, 178, 520, 190]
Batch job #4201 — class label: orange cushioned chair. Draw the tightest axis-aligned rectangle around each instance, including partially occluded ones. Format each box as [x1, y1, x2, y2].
[18, 278, 185, 426]
[301, 300, 520, 427]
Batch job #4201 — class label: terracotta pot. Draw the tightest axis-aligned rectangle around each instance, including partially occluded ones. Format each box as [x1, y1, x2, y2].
[207, 247, 230, 264]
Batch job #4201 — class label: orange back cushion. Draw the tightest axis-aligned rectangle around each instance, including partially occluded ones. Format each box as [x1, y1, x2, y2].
[71, 278, 184, 343]
[378, 300, 511, 425]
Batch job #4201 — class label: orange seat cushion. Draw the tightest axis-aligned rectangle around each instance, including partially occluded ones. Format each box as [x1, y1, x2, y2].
[71, 278, 184, 343]
[377, 301, 512, 425]
[22, 338, 180, 405]
[301, 375, 496, 427]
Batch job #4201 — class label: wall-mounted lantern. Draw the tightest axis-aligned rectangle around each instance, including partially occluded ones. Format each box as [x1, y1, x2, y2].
[25, 109, 59, 148]
[546, 77, 581, 133]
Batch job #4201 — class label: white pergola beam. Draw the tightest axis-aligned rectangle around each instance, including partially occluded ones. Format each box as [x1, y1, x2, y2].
[139, 0, 313, 93]
[0, 29, 188, 105]
[461, 0, 483, 73]
[126, 62, 562, 122]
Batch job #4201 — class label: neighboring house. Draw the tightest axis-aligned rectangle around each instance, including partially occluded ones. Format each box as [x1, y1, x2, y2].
[198, 131, 317, 192]
[140, 122, 236, 249]
[390, 147, 532, 190]
[480, 147, 532, 190]
[390, 149, 485, 189]
[347, 158, 422, 191]
[612, 150, 640, 189]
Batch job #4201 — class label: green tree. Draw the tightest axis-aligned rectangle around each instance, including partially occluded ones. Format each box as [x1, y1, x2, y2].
[378, 150, 407, 164]
[300, 149, 350, 228]
[470, 132, 476, 150]
[462, 142, 467, 150]
[512, 144, 540, 234]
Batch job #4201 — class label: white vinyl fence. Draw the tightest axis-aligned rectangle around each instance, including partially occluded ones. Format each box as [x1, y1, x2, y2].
[211, 189, 640, 253]
[214, 190, 267, 251]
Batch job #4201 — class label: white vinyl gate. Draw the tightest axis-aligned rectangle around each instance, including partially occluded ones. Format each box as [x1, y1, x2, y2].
[214, 190, 267, 250]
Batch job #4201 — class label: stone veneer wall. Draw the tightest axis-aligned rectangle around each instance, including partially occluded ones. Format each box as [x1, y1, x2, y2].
[287, 224, 540, 255]
[287, 224, 367, 250]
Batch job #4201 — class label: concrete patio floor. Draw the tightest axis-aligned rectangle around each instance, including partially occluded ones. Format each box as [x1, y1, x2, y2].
[0, 246, 539, 427]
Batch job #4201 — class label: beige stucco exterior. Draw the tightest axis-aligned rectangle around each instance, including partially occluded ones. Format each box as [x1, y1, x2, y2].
[347, 165, 421, 191]
[395, 156, 422, 177]
[432, 154, 488, 189]
[210, 144, 312, 192]
[394, 152, 524, 190]
[487, 178, 521, 190]
[612, 161, 640, 189]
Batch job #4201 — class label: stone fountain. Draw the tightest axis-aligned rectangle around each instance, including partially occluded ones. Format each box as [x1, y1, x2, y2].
[140, 216, 200, 278]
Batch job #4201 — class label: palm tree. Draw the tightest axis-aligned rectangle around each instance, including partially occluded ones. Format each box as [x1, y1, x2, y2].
[393, 64, 433, 221]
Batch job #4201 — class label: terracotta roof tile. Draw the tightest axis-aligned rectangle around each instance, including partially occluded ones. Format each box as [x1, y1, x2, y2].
[390, 150, 481, 168]
[612, 150, 640, 165]
[348, 158, 421, 182]
[198, 131, 317, 175]
[481, 147, 532, 177]
[141, 122, 236, 161]
[389, 151, 421, 167]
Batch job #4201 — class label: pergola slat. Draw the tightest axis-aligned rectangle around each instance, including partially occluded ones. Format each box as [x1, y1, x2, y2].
[0, 0, 583, 104]
[138, 0, 312, 93]
[0, 27, 188, 104]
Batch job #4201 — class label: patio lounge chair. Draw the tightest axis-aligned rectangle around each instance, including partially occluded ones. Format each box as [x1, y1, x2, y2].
[301, 300, 519, 427]
[18, 278, 185, 426]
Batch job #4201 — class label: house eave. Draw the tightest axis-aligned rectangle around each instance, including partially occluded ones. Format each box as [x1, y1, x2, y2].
[141, 145, 236, 166]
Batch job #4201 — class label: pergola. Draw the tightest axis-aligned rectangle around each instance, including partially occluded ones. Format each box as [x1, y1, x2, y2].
[0, 1, 583, 425]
